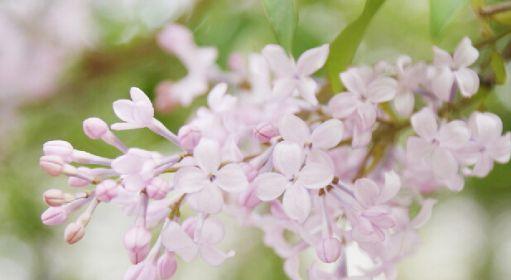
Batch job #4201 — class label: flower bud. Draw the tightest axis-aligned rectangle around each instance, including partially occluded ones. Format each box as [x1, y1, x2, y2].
[178, 125, 201, 151]
[43, 189, 67, 207]
[41, 207, 68, 225]
[83, 117, 109, 140]
[315, 237, 342, 263]
[238, 187, 260, 209]
[124, 262, 157, 280]
[157, 252, 177, 279]
[68, 176, 90, 188]
[253, 122, 278, 143]
[146, 177, 169, 200]
[39, 155, 65, 176]
[64, 222, 85, 244]
[96, 180, 118, 202]
[124, 226, 152, 264]
[43, 140, 73, 161]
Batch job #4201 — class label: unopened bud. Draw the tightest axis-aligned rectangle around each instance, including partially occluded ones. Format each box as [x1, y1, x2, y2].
[178, 125, 201, 152]
[146, 177, 170, 200]
[39, 155, 65, 176]
[68, 176, 90, 188]
[83, 117, 109, 140]
[253, 122, 278, 143]
[315, 237, 342, 263]
[41, 207, 68, 225]
[96, 180, 118, 202]
[124, 226, 152, 264]
[157, 252, 177, 280]
[43, 189, 68, 207]
[64, 222, 85, 244]
[43, 140, 74, 161]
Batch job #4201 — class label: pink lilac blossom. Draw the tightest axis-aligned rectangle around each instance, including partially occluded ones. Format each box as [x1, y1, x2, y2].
[39, 25, 510, 280]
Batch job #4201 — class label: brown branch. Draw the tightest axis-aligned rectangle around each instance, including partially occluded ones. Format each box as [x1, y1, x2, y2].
[479, 1, 511, 16]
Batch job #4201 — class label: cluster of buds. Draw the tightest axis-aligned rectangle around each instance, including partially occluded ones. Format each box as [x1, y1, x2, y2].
[39, 24, 511, 279]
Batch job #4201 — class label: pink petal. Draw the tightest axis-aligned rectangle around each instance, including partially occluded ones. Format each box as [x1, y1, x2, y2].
[469, 112, 502, 143]
[196, 217, 225, 244]
[194, 139, 221, 173]
[340, 67, 371, 95]
[273, 78, 297, 98]
[431, 67, 455, 101]
[489, 133, 511, 163]
[327, 92, 360, 119]
[311, 119, 344, 150]
[282, 185, 311, 222]
[199, 245, 235, 266]
[216, 163, 248, 193]
[297, 77, 319, 105]
[272, 141, 304, 178]
[161, 222, 199, 262]
[433, 46, 453, 67]
[378, 171, 401, 203]
[411, 108, 438, 141]
[454, 68, 479, 97]
[453, 37, 478, 68]
[130, 87, 151, 105]
[432, 147, 459, 186]
[186, 183, 223, 214]
[296, 163, 333, 190]
[411, 199, 437, 229]
[175, 166, 208, 193]
[437, 120, 470, 149]
[254, 172, 288, 201]
[366, 77, 397, 103]
[262, 44, 295, 77]
[356, 102, 376, 130]
[354, 178, 379, 207]
[207, 83, 228, 110]
[393, 91, 414, 117]
[472, 154, 494, 177]
[113, 99, 135, 123]
[296, 44, 329, 76]
[278, 114, 310, 146]
[406, 136, 434, 163]
[283, 256, 302, 280]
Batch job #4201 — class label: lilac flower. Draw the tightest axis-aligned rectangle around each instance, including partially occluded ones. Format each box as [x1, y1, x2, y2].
[262, 44, 329, 105]
[431, 37, 479, 100]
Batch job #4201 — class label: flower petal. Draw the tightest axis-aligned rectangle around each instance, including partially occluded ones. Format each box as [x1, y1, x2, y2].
[411, 199, 437, 229]
[393, 91, 415, 117]
[311, 119, 344, 150]
[432, 147, 460, 191]
[262, 44, 295, 77]
[196, 217, 225, 244]
[327, 92, 360, 119]
[187, 183, 223, 214]
[273, 141, 305, 177]
[340, 67, 372, 95]
[254, 172, 288, 201]
[469, 112, 503, 143]
[216, 163, 248, 193]
[296, 44, 329, 76]
[113, 99, 135, 123]
[161, 222, 198, 262]
[194, 139, 221, 173]
[296, 163, 333, 190]
[433, 46, 453, 67]
[175, 166, 208, 193]
[431, 67, 455, 101]
[454, 68, 479, 97]
[297, 77, 319, 105]
[356, 102, 377, 130]
[378, 171, 401, 203]
[200, 245, 235, 266]
[489, 133, 511, 163]
[437, 120, 470, 149]
[366, 77, 397, 103]
[282, 185, 311, 222]
[411, 108, 438, 141]
[354, 178, 379, 208]
[278, 114, 310, 146]
[453, 37, 478, 68]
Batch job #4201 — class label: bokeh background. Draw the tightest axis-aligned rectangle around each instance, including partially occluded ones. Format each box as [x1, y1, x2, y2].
[1, 0, 511, 279]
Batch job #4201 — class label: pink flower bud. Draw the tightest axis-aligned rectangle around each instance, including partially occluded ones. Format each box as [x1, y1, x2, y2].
[83, 117, 109, 140]
[96, 180, 118, 202]
[146, 178, 170, 200]
[39, 155, 65, 176]
[315, 237, 342, 263]
[41, 207, 68, 225]
[43, 189, 66, 207]
[178, 125, 201, 151]
[157, 252, 177, 279]
[253, 122, 278, 143]
[43, 140, 74, 161]
[68, 176, 90, 188]
[64, 222, 85, 244]
[238, 187, 261, 209]
[124, 226, 152, 264]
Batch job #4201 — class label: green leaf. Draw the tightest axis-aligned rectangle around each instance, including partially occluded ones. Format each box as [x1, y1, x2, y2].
[261, 0, 298, 53]
[326, 0, 386, 91]
[491, 51, 507, 84]
[430, 0, 470, 39]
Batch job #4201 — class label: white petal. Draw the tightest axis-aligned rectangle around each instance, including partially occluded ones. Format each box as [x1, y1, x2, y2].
[472, 155, 494, 177]
[311, 119, 344, 150]
[431, 67, 455, 101]
[113, 99, 135, 123]
[278, 114, 310, 146]
[432, 147, 459, 182]
[296, 163, 333, 189]
[200, 245, 235, 266]
[454, 68, 479, 97]
[437, 120, 470, 149]
[282, 185, 311, 222]
[273, 141, 305, 177]
[161, 222, 198, 262]
[453, 37, 478, 68]
[469, 112, 503, 142]
[196, 217, 225, 244]
[296, 44, 329, 76]
[489, 133, 511, 163]
[254, 172, 288, 201]
[194, 139, 221, 173]
[353, 178, 379, 208]
[366, 77, 397, 103]
[262, 44, 295, 77]
[186, 184, 223, 214]
[297, 77, 319, 105]
[433, 46, 453, 67]
[356, 102, 377, 130]
[411, 108, 438, 141]
[378, 171, 401, 203]
[273, 78, 297, 98]
[216, 163, 248, 193]
[327, 92, 360, 119]
[130, 87, 152, 105]
[207, 83, 228, 110]
[393, 91, 415, 117]
[406, 136, 434, 164]
[175, 166, 208, 193]
[340, 67, 371, 95]
[411, 199, 437, 229]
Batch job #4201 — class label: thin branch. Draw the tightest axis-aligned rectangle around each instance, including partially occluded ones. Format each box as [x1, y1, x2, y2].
[479, 1, 511, 16]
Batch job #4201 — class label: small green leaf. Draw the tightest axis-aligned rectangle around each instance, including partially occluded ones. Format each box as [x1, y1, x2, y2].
[430, 0, 470, 39]
[491, 51, 507, 84]
[326, 0, 387, 91]
[261, 0, 298, 53]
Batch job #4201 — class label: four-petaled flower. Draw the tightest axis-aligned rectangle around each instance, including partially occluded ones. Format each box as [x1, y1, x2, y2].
[112, 87, 155, 130]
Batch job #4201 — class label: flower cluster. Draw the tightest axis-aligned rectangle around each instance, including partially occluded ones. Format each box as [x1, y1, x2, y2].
[39, 24, 510, 279]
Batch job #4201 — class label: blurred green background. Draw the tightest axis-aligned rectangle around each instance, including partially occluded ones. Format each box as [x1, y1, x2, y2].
[1, 0, 511, 279]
